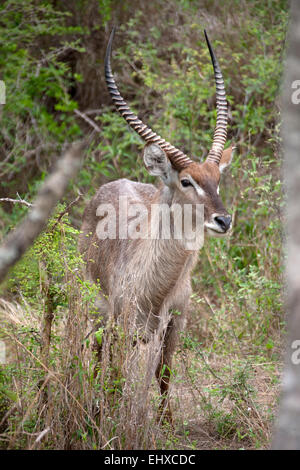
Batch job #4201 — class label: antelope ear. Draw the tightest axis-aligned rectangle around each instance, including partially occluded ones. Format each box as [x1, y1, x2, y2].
[219, 145, 236, 173]
[143, 143, 176, 183]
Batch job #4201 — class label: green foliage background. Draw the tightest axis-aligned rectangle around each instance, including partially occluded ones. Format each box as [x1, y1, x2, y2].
[0, 0, 287, 450]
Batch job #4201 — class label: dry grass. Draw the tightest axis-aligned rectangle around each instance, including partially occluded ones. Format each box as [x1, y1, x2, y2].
[170, 351, 281, 449]
[0, 0, 286, 451]
[0, 283, 282, 450]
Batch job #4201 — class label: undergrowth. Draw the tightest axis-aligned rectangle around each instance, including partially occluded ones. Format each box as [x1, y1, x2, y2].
[0, 0, 287, 450]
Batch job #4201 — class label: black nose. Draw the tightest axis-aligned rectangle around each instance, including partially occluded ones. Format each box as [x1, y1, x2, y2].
[214, 215, 232, 232]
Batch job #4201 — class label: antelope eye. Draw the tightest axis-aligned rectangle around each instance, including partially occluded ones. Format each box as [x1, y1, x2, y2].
[181, 179, 192, 187]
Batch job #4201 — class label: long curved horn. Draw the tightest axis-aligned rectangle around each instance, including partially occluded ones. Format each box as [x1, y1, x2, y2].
[105, 28, 193, 170]
[204, 30, 228, 165]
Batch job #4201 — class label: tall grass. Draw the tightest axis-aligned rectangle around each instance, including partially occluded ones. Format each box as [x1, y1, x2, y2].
[0, 0, 287, 449]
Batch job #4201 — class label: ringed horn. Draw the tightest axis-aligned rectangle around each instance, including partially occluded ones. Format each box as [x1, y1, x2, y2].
[104, 27, 228, 169]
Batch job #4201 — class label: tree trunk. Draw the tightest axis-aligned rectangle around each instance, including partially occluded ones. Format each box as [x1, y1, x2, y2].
[272, 0, 300, 450]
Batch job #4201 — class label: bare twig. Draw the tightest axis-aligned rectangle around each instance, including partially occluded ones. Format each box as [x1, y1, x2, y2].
[74, 109, 101, 133]
[0, 197, 32, 208]
[0, 143, 59, 178]
[51, 192, 82, 230]
[34, 427, 51, 445]
[35, 45, 76, 77]
[0, 141, 85, 284]
[203, 294, 216, 316]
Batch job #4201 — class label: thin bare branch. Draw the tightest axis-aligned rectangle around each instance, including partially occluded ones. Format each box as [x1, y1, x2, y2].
[0, 141, 85, 284]
[0, 197, 32, 207]
[74, 109, 101, 133]
[51, 193, 82, 231]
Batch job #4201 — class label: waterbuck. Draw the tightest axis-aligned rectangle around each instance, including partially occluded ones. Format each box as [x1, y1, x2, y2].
[79, 28, 234, 420]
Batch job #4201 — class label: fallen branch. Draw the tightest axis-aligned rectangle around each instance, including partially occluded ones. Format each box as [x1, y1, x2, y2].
[0, 141, 85, 283]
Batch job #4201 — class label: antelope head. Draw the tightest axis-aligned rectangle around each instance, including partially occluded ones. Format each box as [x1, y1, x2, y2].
[105, 28, 234, 237]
